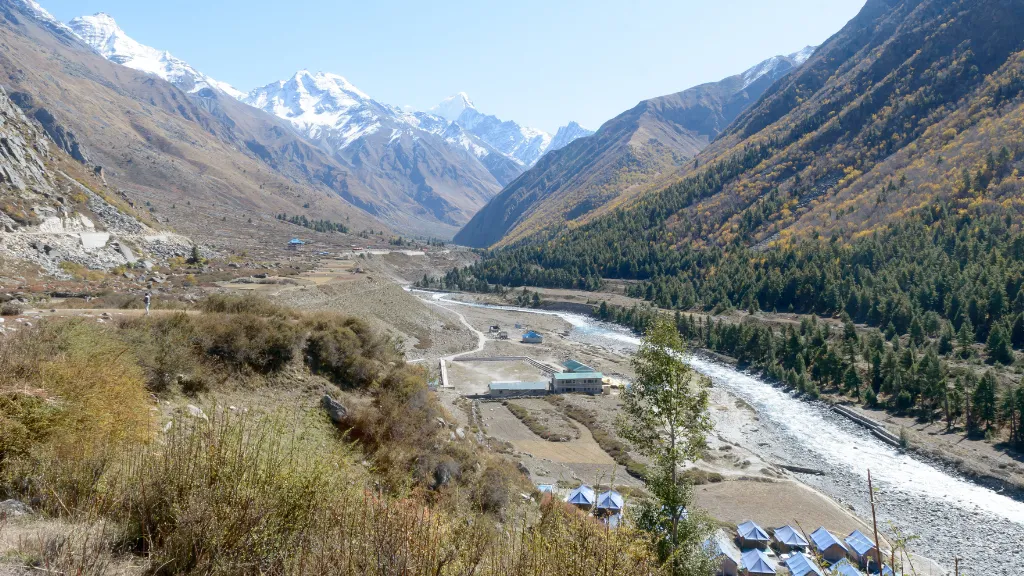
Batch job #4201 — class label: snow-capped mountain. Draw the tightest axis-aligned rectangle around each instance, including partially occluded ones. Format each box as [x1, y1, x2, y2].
[11, 0, 76, 36]
[741, 46, 815, 90]
[244, 70, 382, 150]
[547, 122, 594, 155]
[67, 13, 244, 99]
[430, 94, 592, 167]
[431, 93, 474, 123]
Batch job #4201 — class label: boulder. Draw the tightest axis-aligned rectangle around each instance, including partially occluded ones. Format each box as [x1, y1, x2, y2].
[186, 404, 208, 421]
[321, 395, 348, 426]
[0, 499, 33, 517]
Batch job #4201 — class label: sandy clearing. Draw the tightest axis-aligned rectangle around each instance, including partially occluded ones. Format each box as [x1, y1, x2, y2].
[694, 479, 875, 535]
[480, 402, 614, 465]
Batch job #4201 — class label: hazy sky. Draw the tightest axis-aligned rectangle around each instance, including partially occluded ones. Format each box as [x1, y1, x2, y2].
[40, 0, 866, 133]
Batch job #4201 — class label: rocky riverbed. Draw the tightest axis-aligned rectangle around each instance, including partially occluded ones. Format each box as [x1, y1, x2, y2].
[434, 294, 1021, 575]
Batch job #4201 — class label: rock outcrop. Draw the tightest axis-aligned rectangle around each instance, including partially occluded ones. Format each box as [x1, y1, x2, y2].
[0, 85, 197, 276]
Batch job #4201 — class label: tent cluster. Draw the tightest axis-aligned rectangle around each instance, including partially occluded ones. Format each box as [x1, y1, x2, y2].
[563, 484, 625, 525]
[706, 521, 901, 576]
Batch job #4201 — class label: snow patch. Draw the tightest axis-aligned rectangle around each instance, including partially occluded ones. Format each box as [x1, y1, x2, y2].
[68, 12, 245, 99]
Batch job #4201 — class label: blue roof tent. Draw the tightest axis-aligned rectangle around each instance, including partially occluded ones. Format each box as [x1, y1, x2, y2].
[737, 520, 771, 548]
[845, 530, 877, 564]
[703, 531, 741, 576]
[809, 527, 849, 563]
[566, 485, 595, 507]
[774, 525, 809, 550]
[289, 238, 305, 245]
[829, 559, 865, 576]
[522, 331, 544, 343]
[596, 490, 624, 512]
[740, 549, 777, 575]
[785, 552, 824, 576]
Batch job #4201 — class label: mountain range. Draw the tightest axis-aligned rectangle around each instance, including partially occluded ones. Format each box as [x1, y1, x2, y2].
[65, 12, 592, 238]
[3, 0, 827, 248]
[454, 47, 814, 248]
[463, 0, 1024, 284]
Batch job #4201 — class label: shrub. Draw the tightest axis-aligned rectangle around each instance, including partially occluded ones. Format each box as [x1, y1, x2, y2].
[681, 468, 724, 485]
[118, 313, 200, 392]
[0, 300, 23, 316]
[199, 293, 289, 317]
[304, 316, 390, 388]
[194, 313, 300, 373]
[0, 320, 152, 512]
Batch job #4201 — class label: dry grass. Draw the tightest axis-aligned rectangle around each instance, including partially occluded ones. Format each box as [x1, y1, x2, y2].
[0, 295, 672, 574]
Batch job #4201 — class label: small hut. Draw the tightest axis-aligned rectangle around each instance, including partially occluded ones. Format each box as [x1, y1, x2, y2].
[287, 238, 305, 251]
[740, 549, 777, 575]
[565, 485, 595, 509]
[773, 525, 809, 553]
[704, 530, 741, 576]
[844, 530, 878, 569]
[736, 520, 771, 550]
[522, 331, 544, 344]
[784, 551, 824, 576]
[809, 527, 849, 564]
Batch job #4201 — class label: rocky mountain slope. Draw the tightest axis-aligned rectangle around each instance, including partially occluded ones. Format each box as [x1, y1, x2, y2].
[454, 48, 814, 248]
[0, 0, 390, 247]
[0, 83, 193, 276]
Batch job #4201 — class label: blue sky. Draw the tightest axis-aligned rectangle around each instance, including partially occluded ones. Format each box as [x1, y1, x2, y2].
[40, 0, 866, 133]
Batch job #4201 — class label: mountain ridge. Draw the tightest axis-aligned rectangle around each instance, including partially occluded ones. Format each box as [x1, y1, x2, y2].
[453, 47, 814, 248]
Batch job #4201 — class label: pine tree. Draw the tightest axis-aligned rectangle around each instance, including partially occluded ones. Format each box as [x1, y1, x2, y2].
[987, 324, 1014, 365]
[1011, 314, 1024, 350]
[844, 367, 862, 399]
[958, 318, 975, 359]
[972, 371, 998, 432]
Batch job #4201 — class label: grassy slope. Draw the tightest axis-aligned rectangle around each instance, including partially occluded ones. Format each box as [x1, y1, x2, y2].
[0, 295, 666, 575]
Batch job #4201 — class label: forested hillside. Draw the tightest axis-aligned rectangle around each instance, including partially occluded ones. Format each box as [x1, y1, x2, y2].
[426, 0, 1024, 445]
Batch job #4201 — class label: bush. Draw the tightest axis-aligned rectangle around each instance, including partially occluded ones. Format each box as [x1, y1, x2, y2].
[194, 313, 300, 373]
[0, 320, 151, 512]
[199, 293, 289, 317]
[118, 313, 200, 392]
[681, 468, 724, 485]
[0, 300, 24, 316]
[304, 315, 391, 388]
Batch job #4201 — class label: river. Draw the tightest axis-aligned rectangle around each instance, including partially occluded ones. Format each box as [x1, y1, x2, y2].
[419, 291, 1024, 575]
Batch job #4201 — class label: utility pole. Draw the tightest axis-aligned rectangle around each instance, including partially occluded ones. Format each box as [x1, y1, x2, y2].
[954, 556, 960, 576]
[868, 469, 884, 574]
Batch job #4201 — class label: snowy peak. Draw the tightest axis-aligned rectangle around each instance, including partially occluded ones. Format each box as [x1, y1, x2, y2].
[67, 12, 244, 99]
[740, 46, 816, 91]
[548, 121, 594, 153]
[243, 70, 381, 149]
[430, 92, 475, 123]
[791, 45, 816, 66]
[12, 0, 76, 35]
